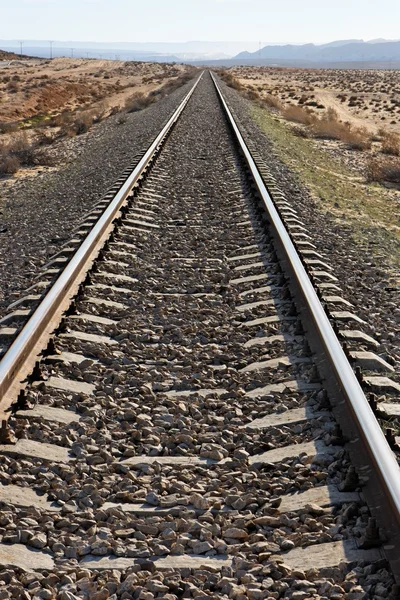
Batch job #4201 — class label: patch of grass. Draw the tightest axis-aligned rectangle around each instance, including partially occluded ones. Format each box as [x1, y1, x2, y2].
[250, 104, 400, 267]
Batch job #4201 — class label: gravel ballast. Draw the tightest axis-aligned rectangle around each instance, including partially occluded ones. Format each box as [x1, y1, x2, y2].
[0, 72, 395, 599]
[218, 78, 399, 373]
[0, 76, 197, 317]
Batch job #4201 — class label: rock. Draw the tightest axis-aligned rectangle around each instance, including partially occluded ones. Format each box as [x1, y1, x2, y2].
[28, 533, 47, 549]
[224, 528, 249, 540]
[191, 540, 214, 554]
[280, 539, 295, 551]
[145, 492, 160, 506]
[146, 580, 169, 593]
[190, 493, 210, 510]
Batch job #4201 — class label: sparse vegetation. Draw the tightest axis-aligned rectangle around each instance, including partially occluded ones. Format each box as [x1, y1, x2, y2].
[0, 133, 54, 177]
[124, 92, 155, 113]
[381, 131, 400, 156]
[0, 58, 196, 178]
[366, 157, 400, 185]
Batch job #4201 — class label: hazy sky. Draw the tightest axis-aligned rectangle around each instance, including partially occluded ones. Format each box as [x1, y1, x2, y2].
[1, 0, 399, 44]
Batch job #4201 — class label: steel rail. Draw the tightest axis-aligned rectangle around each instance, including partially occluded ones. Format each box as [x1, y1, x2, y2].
[211, 71, 400, 577]
[0, 72, 203, 427]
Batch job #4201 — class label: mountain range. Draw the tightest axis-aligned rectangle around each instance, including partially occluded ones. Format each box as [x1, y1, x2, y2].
[1, 39, 399, 66]
[234, 39, 400, 64]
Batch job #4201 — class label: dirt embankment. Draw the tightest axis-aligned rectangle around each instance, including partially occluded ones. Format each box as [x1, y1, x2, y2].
[0, 58, 194, 123]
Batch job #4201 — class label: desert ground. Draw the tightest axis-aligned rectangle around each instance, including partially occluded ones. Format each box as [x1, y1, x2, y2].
[219, 66, 400, 276]
[0, 56, 196, 181]
[231, 66, 400, 133]
[0, 57, 192, 123]
[220, 67, 400, 194]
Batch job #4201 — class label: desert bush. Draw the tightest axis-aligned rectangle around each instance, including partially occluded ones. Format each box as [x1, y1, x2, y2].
[36, 130, 55, 145]
[11, 133, 37, 164]
[0, 151, 20, 175]
[292, 125, 309, 138]
[218, 71, 243, 91]
[124, 92, 154, 113]
[311, 109, 350, 140]
[7, 80, 19, 93]
[0, 133, 54, 176]
[283, 105, 314, 125]
[381, 131, 400, 156]
[0, 121, 18, 134]
[340, 126, 372, 151]
[50, 112, 72, 128]
[366, 157, 400, 185]
[73, 112, 93, 134]
[263, 94, 281, 110]
[246, 89, 260, 101]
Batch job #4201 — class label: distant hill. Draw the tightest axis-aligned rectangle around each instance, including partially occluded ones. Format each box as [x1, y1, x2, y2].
[0, 48, 35, 60]
[235, 40, 400, 63]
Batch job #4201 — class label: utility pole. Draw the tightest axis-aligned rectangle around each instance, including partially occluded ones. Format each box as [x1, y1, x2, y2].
[70, 48, 74, 58]
[86, 52, 89, 59]
[49, 40, 54, 59]
[19, 41, 23, 56]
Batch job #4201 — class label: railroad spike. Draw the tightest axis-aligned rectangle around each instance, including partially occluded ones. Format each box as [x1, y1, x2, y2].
[359, 518, 382, 549]
[317, 389, 331, 409]
[294, 320, 304, 336]
[355, 366, 363, 385]
[330, 423, 345, 446]
[28, 361, 43, 382]
[339, 465, 360, 492]
[44, 338, 57, 357]
[15, 390, 28, 411]
[368, 393, 378, 414]
[309, 364, 321, 383]
[385, 428, 398, 450]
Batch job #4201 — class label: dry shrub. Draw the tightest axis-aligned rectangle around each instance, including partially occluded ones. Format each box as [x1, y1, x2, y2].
[381, 131, 400, 156]
[124, 92, 155, 113]
[292, 125, 309, 138]
[219, 71, 243, 91]
[0, 152, 20, 175]
[73, 112, 93, 135]
[50, 112, 72, 128]
[311, 108, 347, 139]
[283, 105, 314, 125]
[0, 132, 54, 177]
[340, 126, 372, 151]
[0, 122, 18, 134]
[10, 133, 37, 164]
[262, 94, 282, 110]
[246, 89, 260, 101]
[36, 130, 55, 145]
[366, 157, 400, 185]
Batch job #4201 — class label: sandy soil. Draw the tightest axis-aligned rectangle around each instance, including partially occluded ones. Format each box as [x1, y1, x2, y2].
[0, 57, 192, 123]
[231, 66, 400, 134]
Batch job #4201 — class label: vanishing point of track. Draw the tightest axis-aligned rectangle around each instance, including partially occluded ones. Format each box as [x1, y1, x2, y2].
[0, 71, 399, 597]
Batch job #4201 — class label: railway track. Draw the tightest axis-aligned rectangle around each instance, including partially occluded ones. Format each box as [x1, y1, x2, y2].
[0, 71, 398, 598]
